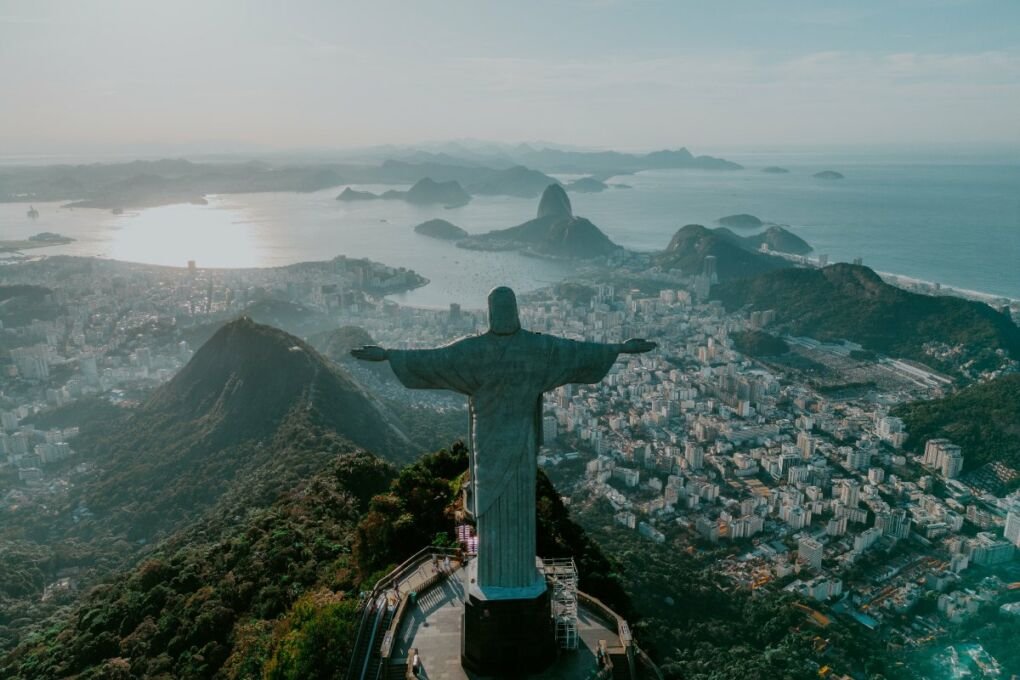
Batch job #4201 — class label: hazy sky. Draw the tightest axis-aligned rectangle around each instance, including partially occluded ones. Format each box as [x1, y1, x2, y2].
[2, 0, 1019, 154]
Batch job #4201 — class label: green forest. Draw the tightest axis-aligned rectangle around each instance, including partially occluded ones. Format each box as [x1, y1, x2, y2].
[895, 373, 1020, 472]
[714, 263, 1020, 376]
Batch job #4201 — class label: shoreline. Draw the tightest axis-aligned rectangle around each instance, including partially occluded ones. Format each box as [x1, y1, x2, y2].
[768, 250, 1020, 308]
[0, 238, 75, 254]
[5, 249, 1019, 316]
[875, 271, 1019, 307]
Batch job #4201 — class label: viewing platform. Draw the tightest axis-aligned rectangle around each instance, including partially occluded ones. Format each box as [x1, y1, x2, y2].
[347, 546, 661, 680]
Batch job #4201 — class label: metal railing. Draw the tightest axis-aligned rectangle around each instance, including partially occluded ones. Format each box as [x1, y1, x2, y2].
[347, 545, 460, 680]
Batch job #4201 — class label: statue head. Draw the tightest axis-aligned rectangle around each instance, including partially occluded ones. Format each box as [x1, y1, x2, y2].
[487, 286, 521, 335]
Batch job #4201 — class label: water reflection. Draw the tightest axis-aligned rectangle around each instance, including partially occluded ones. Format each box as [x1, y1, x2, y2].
[0, 191, 575, 309]
[106, 202, 262, 269]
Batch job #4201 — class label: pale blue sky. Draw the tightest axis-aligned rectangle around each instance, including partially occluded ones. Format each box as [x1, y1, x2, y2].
[2, 0, 1018, 153]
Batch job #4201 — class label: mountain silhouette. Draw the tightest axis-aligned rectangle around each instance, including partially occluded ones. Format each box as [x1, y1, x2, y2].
[460, 184, 620, 259]
[654, 224, 793, 281]
[77, 317, 415, 539]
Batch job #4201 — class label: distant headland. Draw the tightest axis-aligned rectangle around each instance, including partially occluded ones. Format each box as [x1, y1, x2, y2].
[337, 177, 471, 208]
[0, 232, 75, 253]
[0, 146, 743, 211]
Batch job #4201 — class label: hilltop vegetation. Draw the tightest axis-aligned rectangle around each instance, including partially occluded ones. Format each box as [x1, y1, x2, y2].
[73, 318, 413, 538]
[0, 449, 394, 679]
[1, 438, 633, 679]
[731, 330, 790, 357]
[894, 374, 1020, 471]
[714, 264, 1020, 376]
[0, 318, 418, 654]
[0, 285, 61, 330]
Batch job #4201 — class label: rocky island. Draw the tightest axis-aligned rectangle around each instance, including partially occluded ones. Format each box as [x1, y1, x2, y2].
[336, 187, 378, 201]
[403, 177, 471, 207]
[739, 225, 813, 255]
[413, 218, 469, 240]
[762, 166, 790, 174]
[717, 213, 763, 229]
[458, 184, 620, 259]
[564, 177, 608, 193]
[814, 170, 845, 180]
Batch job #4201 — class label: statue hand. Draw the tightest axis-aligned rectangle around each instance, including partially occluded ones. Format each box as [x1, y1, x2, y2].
[350, 345, 388, 362]
[620, 338, 656, 354]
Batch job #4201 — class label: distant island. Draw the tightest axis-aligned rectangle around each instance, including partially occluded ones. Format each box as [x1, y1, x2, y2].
[28, 232, 70, 243]
[336, 187, 377, 201]
[0, 232, 75, 252]
[458, 184, 621, 259]
[717, 214, 763, 229]
[336, 177, 471, 207]
[737, 226, 813, 255]
[564, 177, 608, 193]
[507, 146, 743, 174]
[413, 218, 469, 240]
[814, 170, 844, 180]
[762, 166, 790, 174]
[0, 146, 743, 210]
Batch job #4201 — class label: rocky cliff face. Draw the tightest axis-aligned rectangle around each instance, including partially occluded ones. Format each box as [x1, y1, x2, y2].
[536, 183, 572, 219]
[459, 184, 619, 259]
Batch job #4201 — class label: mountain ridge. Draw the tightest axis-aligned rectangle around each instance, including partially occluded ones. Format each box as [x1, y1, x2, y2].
[714, 263, 1020, 376]
[654, 224, 795, 280]
[68, 317, 416, 538]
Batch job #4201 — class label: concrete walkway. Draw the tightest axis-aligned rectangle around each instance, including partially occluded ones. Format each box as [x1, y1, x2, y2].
[392, 565, 620, 680]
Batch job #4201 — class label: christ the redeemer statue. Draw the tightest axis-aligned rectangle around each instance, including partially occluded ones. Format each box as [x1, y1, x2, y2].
[353, 286, 655, 599]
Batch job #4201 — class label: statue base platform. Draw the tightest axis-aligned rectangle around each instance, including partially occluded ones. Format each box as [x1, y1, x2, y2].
[460, 585, 556, 675]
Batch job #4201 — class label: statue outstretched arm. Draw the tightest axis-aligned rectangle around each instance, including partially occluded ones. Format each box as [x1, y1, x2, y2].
[539, 335, 654, 391]
[353, 340, 480, 394]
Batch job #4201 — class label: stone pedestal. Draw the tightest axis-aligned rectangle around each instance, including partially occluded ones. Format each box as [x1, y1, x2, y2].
[460, 587, 556, 675]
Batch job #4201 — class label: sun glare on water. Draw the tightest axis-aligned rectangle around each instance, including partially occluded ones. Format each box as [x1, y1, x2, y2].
[105, 199, 263, 269]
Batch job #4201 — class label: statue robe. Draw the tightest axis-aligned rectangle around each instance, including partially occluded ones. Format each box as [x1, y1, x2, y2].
[388, 330, 619, 593]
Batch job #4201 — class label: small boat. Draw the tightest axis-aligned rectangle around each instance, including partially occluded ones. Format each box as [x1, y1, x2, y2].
[27, 206, 39, 219]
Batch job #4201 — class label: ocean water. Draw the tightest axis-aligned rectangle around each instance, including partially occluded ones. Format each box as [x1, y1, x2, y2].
[575, 153, 1020, 300]
[1, 154, 1018, 308]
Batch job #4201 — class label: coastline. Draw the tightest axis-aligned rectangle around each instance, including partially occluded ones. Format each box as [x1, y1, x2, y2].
[0, 238, 75, 254]
[6, 249, 1018, 318]
[767, 250, 1020, 310]
[876, 271, 1020, 307]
